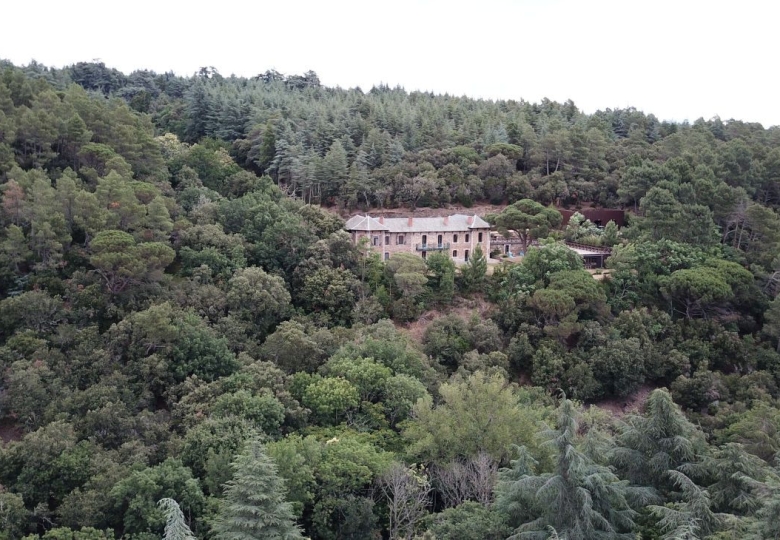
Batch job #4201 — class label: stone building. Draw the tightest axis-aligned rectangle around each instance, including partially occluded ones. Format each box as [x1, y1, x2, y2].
[345, 214, 491, 263]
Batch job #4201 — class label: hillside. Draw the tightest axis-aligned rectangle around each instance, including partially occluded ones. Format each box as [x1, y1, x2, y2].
[0, 61, 779, 540]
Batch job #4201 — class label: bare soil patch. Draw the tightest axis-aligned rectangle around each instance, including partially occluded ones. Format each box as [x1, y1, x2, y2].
[589, 384, 657, 418]
[396, 295, 493, 344]
[0, 419, 23, 444]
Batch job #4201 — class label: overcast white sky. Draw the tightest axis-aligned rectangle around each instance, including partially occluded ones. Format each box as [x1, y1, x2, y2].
[2, 0, 778, 126]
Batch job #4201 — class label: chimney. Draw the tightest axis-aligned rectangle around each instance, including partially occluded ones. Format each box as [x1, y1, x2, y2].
[467, 215, 474, 225]
[443, 216, 449, 225]
[379, 216, 384, 224]
[408, 217, 413, 227]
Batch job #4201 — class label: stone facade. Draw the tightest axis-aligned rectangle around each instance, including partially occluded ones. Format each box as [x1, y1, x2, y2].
[345, 214, 491, 264]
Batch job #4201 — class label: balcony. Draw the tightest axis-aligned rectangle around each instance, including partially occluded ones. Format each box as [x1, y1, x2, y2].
[416, 243, 450, 252]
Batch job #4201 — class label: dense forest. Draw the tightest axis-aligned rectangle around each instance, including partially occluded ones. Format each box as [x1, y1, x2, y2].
[0, 59, 779, 540]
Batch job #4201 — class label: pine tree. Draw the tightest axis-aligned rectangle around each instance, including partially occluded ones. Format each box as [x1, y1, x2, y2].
[495, 399, 652, 540]
[460, 244, 487, 293]
[612, 389, 706, 492]
[694, 442, 767, 514]
[602, 220, 620, 247]
[212, 438, 303, 540]
[320, 140, 349, 201]
[185, 82, 213, 142]
[751, 466, 780, 539]
[648, 470, 726, 539]
[159, 498, 197, 540]
[257, 122, 277, 176]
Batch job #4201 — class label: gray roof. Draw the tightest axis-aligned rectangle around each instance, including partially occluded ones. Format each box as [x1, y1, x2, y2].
[344, 215, 388, 231]
[345, 214, 490, 233]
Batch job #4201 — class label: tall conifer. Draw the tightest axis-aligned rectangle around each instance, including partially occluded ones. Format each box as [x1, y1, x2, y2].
[212, 438, 303, 540]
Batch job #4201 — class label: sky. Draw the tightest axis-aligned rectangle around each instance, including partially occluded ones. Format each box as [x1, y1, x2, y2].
[2, 0, 778, 127]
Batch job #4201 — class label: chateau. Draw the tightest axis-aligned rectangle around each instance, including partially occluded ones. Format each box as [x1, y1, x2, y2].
[345, 214, 491, 263]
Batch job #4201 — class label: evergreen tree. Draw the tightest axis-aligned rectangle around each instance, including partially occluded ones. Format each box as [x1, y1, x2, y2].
[648, 471, 726, 539]
[185, 82, 213, 142]
[602, 220, 620, 247]
[694, 442, 767, 515]
[495, 399, 652, 539]
[612, 389, 706, 492]
[212, 437, 303, 540]
[320, 139, 349, 201]
[749, 464, 780, 539]
[257, 122, 277, 175]
[159, 498, 197, 540]
[460, 244, 487, 293]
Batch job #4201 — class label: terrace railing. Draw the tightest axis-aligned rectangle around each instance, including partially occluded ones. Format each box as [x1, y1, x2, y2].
[415, 243, 450, 251]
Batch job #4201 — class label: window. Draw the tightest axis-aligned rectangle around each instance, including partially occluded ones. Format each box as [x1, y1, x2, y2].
[397, 235, 405, 245]
[465, 249, 470, 262]
[453, 234, 458, 243]
[478, 232, 483, 242]
[385, 235, 390, 246]
[421, 251, 427, 260]
[372, 236, 379, 246]
[453, 250, 458, 258]
[384, 252, 389, 261]
[465, 233, 470, 243]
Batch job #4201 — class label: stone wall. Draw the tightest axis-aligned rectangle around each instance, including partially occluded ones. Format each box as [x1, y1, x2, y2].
[356, 229, 490, 263]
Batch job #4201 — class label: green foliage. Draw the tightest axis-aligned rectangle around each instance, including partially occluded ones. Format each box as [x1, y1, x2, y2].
[661, 267, 734, 319]
[260, 320, 327, 374]
[212, 438, 303, 540]
[762, 295, 780, 352]
[110, 459, 206, 537]
[158, 498, 196, 540]
[422, 501, 510, 540]
[489, 199, 563, 253]
[268, 433, 391, 539]
[403, 371, 551, 465]
[612, 389, 706, 491]
[588, 337, 646, 398]
[298, 266, 359, 327]
[496, 399, 652, 540]
[0, 488, 27, 540]
[648, 470, 725, 539]
[328, 320, 436, 383]
[227, 266, 291, 336]
[89, 230, 174, 294]
[460, 244, 487, 293]
[301, 377, 360, 425]
[421, 315, 472, 370]
[522, 240, 584, 285]
[425, 251, 455, 305]
[320, 356, 392, 402]
[717, 402, 780, 462]
[2, 60, 780, 540]
[179, 416, 258, 491]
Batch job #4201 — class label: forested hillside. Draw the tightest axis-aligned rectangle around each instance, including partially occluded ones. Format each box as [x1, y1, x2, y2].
[0, 60, 779, 540]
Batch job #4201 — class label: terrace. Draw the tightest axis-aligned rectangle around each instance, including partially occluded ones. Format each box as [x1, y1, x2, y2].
[415, 242, 451, 252]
